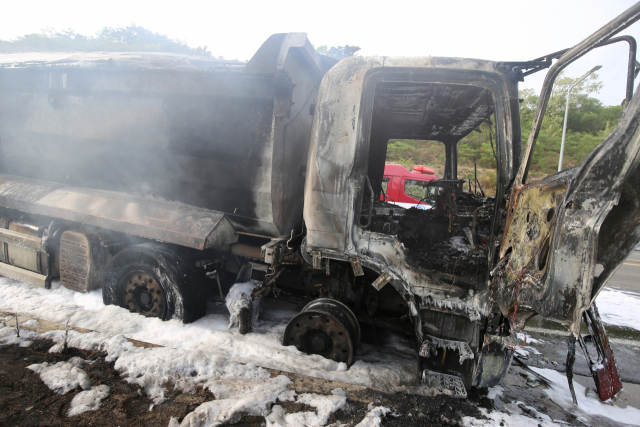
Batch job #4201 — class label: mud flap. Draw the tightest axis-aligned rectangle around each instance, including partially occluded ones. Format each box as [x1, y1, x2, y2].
[472, 334, 516, 389]
[422, 368, 467, 398]
[578, 302, 623, 401]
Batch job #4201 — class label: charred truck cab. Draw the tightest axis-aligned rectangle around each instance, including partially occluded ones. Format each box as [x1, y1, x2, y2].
[303, 57, 521, 393]
[2, 4, 640, 399]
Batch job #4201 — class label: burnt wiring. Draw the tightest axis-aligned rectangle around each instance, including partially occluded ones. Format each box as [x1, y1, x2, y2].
[251, 267, 286, 300]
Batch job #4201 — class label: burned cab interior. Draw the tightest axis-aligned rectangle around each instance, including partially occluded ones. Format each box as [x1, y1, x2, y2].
[363, 81, 498, 280]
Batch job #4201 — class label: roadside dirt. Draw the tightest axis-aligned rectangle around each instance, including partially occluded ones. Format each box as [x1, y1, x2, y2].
[0, 337, 487, 427]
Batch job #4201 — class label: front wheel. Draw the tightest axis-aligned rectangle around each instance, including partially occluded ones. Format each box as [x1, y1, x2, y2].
[103, 244, 206, 323]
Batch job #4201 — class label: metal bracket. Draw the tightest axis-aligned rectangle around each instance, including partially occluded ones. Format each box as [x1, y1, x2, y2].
[206, 270, 225, 300]
[350, 257, 364, 277]
[371, 271, 391, 291]
[312, 251, 322, 269]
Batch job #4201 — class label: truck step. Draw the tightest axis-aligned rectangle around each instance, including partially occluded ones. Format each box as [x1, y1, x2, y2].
[421, 368, 467, 398]
[0, 262, 49, 288]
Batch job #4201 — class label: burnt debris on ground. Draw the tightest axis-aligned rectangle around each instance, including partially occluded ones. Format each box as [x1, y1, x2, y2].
[0, 338, 490, 427]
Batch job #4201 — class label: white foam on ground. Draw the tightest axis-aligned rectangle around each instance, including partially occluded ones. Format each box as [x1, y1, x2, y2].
[0, 316, 37, 347]
[6, 277, 639, 426]
[596, 288, 640, 331]
[462, 405, 563, 426]
[354, 404, 392, 427]
[179, 375, 292, 427]
[67, 384, 110, 417]
[517, 332, 542, 345]
[0, 322, 311, 426]
[531, 367, 640, 426]
[225, 281, 262, 329]
[27, 361, 92, 395]
[0, 277, 416, 393]
[486, 386, 503, 400]
[21, 319, 39, 329]
[266, 388, 347, 427]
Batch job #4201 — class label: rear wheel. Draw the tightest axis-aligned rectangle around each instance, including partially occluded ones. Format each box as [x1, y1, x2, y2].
[103, 244, 206, 323]
[122, 270, 167, 318]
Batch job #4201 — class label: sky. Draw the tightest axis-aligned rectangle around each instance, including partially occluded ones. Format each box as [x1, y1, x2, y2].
[2, 0, 640, 106]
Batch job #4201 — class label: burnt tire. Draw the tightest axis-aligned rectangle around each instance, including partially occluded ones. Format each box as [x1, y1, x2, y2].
[102, 244, 206, 323]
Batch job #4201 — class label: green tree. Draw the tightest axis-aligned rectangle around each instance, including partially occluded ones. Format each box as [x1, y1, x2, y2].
[316, 45, 361, 60]
[0, 25, 214, 57]
[519, 72, 623, 177]
[520, 72, 622, 138]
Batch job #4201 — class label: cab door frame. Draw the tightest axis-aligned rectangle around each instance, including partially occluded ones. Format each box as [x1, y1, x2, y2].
[496, 3, 640, 334]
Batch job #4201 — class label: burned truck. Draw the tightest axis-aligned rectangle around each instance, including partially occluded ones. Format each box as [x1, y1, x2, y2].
[1, 4, 640, 398]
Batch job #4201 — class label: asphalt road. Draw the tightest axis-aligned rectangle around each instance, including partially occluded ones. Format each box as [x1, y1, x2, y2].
[609, 249, 640, 292]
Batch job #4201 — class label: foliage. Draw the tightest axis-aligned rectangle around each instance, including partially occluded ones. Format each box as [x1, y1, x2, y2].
[0, 25, 214, 57]
[316, 45, 361, 60]
[520, 72, 622, 177]
[519, 73, 622, 137]
[386, 139, 446, 174]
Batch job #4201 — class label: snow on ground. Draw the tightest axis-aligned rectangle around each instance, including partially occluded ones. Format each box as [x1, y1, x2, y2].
[0, 321, 303, 424]
[0, 277, 417, 393]
[596, 288, 640, 331]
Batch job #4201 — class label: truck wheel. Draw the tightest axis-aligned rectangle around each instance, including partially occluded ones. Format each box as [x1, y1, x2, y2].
[103, 244, 206, 323]
[283, 298, 360, 366]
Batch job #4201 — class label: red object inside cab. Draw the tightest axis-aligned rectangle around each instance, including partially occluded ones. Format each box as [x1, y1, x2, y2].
[381, 164, 439, 209]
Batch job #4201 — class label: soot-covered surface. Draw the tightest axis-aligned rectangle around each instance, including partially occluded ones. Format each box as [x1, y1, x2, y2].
[370, 192, 494, 276]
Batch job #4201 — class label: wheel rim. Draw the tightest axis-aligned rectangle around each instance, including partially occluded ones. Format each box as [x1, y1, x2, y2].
[122, 270, 167, 319]
[283, 311, 354, 365]
[302, 298, 361, 346]
[284, 298, 360, 366]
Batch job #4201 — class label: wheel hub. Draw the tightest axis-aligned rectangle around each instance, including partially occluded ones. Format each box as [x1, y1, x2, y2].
[283, 298, 360, 366]
[123, 271, 166, 318]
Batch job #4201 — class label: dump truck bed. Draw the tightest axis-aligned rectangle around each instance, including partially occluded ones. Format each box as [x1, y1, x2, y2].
[0, 35, 334, 248]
